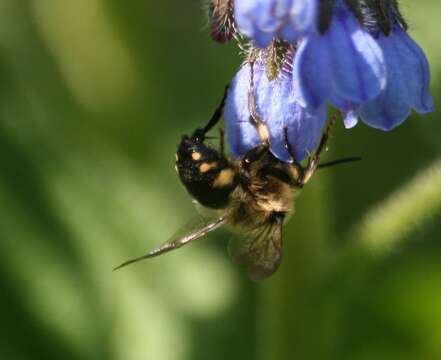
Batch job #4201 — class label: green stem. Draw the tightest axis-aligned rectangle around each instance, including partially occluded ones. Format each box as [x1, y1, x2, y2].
[257, 174, 334, 360]
[350, 157, 441, 255]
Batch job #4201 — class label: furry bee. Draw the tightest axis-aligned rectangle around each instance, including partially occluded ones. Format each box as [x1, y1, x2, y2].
[114, 68, 353, 280]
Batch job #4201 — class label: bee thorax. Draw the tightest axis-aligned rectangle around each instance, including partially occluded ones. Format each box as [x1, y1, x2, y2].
[226, 176, 295, 230]
[254, 181, 295, 214]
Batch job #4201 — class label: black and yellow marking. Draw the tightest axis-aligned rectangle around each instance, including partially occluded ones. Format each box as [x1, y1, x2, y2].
[176, 135, 238, 209]
[191, 152, 202, 161]
[213, 168, 235, 188]
[199, 162, 218, 173]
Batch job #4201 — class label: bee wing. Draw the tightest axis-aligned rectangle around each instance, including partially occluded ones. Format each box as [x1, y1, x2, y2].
[228, 218, 283, 281]
[114, 216, 225, 271]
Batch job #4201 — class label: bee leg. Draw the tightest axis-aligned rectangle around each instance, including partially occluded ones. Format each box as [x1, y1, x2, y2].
[240, 62, 270, 177]
[247, 60, 270, 147]
[239, 129, 270, 176]
[191, 85, 229, 142]
[240, 59, 271, 176]
[283, 126, 303, 186]
[219, 127, 225, 156]
[241, 143, 270, 166]
[300, 113, 337, 186]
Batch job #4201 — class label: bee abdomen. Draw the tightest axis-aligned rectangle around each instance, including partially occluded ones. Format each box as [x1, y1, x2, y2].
[176, 136, 238, 209]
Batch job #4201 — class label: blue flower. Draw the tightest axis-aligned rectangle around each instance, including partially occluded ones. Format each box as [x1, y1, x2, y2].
[353, 25, 434, 130]
[234, 0, 317, 48]
[224, 61, 327, 162]
[223, 0, 434, 165]
[293, 0, 386, 110]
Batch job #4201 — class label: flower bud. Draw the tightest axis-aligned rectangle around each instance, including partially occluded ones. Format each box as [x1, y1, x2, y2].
[208, 0, 236, 43]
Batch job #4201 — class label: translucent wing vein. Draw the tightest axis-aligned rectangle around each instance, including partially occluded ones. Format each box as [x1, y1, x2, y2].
[228, 217, 283, 281]
[114, 216, 225, 271]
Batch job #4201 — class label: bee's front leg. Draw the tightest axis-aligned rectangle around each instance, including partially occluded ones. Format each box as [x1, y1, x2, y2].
[300, 113, 337, 186]
[283, 126, 304, 187]
[240, 60, 271, 176]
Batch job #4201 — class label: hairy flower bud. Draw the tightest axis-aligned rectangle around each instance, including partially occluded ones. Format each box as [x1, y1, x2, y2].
[264, 40, 291, 81]
[208, 0, 236, 43]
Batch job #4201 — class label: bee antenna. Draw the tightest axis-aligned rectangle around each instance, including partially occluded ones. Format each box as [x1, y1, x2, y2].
[318, 156, 362, 169]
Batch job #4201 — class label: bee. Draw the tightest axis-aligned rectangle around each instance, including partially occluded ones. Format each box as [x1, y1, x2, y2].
[114, 65, 357, 280]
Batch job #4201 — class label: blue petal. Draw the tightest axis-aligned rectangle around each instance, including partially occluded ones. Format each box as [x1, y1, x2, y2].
[258, 0, 292, 32]
[290, 0, 317, 32]
[234, 0, 317, 47]
[234, 0, 289, 48]
[294, 2, 386, 109]
[343, 111, 359, 129]
[225, 65, 261, 159]
[285, 105, 327, 161]
[233, 0, 264, 46]
[294, 37, 333, 108]
[253, 28, 277, 48]
[280, 0, 318, 42]
[396, 29, 433, 113]
[253, 68, 294, 161]
[358, 27, 434, 130]
[225, 63, 327, 162]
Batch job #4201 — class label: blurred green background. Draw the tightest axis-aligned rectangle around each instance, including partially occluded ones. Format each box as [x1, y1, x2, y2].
[0, 1, 440, 359]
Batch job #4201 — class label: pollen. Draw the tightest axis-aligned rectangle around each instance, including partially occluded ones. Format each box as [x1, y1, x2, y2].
[199, 162, 217, 173]
[213, 168, 235, 187]
[192, 152, 202, 161]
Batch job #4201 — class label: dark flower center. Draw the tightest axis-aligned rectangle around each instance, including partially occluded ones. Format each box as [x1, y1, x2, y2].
[318, 0, 407, 35]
